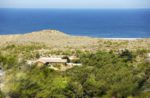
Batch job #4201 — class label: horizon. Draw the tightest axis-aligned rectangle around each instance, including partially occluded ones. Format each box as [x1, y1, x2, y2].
[0, 8, 150, 10]
[1, 0, 150, 9]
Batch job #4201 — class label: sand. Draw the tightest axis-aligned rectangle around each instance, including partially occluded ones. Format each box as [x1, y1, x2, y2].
[0, 30, 149, 51]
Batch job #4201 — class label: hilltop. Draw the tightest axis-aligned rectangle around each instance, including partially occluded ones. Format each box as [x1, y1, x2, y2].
[0, 30, 98, 49]
[0, 30, 149, 51]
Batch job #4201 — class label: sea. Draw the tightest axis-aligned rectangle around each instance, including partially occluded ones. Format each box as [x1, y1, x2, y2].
[0, 8, 150, 38]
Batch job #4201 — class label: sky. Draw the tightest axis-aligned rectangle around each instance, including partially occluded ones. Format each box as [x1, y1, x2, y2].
[0, 0, 150, 9]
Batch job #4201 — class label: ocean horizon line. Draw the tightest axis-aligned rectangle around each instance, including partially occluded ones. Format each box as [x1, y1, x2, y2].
[0, 7, 150, 10]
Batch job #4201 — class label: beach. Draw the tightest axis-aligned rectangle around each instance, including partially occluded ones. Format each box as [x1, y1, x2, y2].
[103, 38, 141, 40]
[0, 30, 149, 51]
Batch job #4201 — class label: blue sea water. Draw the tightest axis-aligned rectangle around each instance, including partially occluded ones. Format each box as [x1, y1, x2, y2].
[0, 8, 150, 38]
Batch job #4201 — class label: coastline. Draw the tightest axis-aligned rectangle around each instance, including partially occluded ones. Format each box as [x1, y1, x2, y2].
[103, 38, 141, 40]
[0, 30, 149, 51]
[0, 30, 144, 40]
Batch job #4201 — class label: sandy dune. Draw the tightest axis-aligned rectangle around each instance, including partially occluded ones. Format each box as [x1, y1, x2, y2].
[0, 30, 149, 51]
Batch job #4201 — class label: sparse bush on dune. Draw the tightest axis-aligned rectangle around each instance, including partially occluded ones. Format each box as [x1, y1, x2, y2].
[0, 30, 149, 51]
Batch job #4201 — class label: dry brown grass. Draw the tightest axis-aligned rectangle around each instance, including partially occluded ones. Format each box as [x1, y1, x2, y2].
[0, 30, 149, 51]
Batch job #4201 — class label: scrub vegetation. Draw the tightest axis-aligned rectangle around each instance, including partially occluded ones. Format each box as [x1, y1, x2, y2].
[0, 43, 150, 98]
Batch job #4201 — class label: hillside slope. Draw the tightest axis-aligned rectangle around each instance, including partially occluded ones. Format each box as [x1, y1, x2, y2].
[0, 30, 149, 51]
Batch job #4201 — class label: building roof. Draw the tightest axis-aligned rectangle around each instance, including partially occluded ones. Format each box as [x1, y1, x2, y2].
[36, 57, 67, 64]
